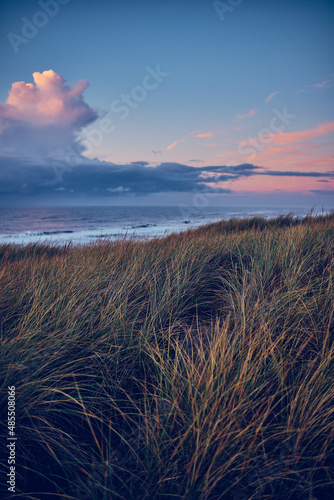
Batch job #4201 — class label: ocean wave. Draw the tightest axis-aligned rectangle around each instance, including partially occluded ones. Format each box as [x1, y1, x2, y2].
[0, 230, 75, 238]
[42, 230, 74, 235]
[129, 223, 157, 229]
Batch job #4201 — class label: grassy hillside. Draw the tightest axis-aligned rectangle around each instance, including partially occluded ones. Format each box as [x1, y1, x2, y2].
[1, 213, 334, 499]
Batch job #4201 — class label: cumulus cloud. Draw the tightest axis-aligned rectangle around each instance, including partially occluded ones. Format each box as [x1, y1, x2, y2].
[0, 70, 98, 157]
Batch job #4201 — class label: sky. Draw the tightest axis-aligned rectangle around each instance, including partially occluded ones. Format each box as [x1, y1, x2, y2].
[0, 0, 333, 207]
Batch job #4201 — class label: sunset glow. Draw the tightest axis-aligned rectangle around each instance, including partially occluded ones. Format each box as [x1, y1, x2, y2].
[0, 0, 333, 207]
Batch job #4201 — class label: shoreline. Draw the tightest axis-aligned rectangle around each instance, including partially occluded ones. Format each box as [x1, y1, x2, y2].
[0, 207, 332, 246]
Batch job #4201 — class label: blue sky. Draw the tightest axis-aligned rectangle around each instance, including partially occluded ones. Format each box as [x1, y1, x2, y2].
[0, 0, 333, 206]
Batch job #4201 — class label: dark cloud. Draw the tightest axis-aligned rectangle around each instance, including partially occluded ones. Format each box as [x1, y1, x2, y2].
[130, 161, 150, 166]
[0, 156, 333, 203]
[0, 158, 234, 199]
[260, 170, 334, 178]
[310, 190, 334, 195]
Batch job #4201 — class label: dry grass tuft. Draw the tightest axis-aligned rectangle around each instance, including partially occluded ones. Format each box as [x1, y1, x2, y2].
[1, 212, 334, 499]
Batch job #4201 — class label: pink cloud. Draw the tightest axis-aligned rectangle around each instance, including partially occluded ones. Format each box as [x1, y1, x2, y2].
[195, 132, 214, 138]
[265, 91, 278, 103]
[240, 138, 334, 171]
[166, 130, 216, 150]
[166, 130, 225, 151]
[0, 70, 95, 128]
[0, 70, 97, 156]
[290, 157, 334, 169]
[218, 121, 334, 175]
[166, 139, 184, 150]
[264, 121, 334, 146]
[235, 109, 256, 119]
[230, 175, 331, 193]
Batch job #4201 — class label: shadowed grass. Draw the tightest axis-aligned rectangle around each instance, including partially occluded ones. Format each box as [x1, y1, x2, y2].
[0, 212, 333, 499]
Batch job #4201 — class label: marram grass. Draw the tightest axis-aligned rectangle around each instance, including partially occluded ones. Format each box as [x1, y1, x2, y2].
[0, 212, 333, 499]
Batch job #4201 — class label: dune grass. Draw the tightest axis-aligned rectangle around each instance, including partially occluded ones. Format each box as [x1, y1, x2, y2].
[0, 212, 334, 499]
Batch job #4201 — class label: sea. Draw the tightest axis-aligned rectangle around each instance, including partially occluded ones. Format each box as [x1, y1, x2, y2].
[0, 206, 322, 245]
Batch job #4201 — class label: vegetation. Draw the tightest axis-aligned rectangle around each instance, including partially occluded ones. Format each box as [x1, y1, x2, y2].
[1, 212, 334, 499]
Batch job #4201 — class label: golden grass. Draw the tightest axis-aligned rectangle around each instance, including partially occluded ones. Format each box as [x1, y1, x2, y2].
[0, 212, 333, 499]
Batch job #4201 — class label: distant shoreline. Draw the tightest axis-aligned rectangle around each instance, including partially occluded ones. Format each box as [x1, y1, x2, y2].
[0, 205, 331, 246]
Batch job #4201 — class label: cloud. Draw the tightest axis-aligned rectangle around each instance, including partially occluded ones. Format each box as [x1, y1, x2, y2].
[107, 186, 130, 192]
[0, 70, 98, 157]
[166, 140, 183, 150]
[265, 91, 278, 103]
[1, 72, 333, 203]
[235, 109, 256, 119]
[294, 75, 334, 94]
[166, 131, 217, 150]
[235, 121, 334, 171]
[312, 80, 330, 89]
[310, 190, 334, 195]
[1, 156, 333, 202]
[262, 121, 334, 146]
[259, 170, 334, 178]
[195, 132, 214, 138]
[0, 159, 258, 199]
